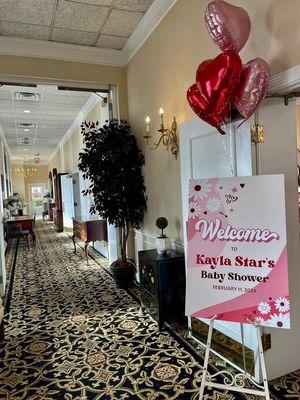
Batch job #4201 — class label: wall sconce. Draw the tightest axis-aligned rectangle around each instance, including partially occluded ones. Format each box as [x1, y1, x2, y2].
[143, 107, 179, 158]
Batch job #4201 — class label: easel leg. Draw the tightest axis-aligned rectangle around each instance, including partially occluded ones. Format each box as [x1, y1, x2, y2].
[199, 318, 214, 400]
[72, 234, 76, 253]
[240, 323, 247, 375]
[256, 327, 270, 400]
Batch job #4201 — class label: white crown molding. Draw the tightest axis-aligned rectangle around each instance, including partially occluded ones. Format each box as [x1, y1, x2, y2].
[0, 122, 11, 158]
[0, 36, 126, 67]
[47, 147, 60, 165]
[269, 64, 300, 94]
[122, 0, 178, 64]
[47, 93, 100, 165]
[0, 0, 178, 67]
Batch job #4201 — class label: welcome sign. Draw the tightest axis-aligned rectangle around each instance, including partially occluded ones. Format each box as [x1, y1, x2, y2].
[186, 175, 290, 329]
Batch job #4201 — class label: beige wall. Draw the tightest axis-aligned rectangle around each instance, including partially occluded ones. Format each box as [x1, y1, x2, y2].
[47, 150, 62, 175]
[10, 165, 25, 198]
[11, 164, 49, 205]
[126, 0, 300, 243]
[0, 54, 128, 120]
[47, 99, 102, 175]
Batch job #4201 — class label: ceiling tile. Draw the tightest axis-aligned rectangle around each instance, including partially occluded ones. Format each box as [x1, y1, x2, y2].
[102, 9, 143, 37]
[0, 84, 95, 162]
[52, 28, 98, 46]
[96, 34, 127, 50]
[1, 22, 50, 40]
[114, 0, 153, 12]
[54, 0, 110, 33]
[0, 0, 56, 26]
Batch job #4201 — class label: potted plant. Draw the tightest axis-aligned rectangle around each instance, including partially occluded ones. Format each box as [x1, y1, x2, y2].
[155, 217, 171, 254]
[78, 119, 147, 288]
[7, 193, 25, 216]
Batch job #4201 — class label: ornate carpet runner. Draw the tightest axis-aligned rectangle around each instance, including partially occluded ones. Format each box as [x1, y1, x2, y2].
[0, 221, 297, 399]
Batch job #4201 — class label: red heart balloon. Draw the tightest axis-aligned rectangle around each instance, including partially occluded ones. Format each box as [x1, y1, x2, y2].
[187, 83, 230, 134]
[196, 51, 242, 113]
[187, 52, 242, 134]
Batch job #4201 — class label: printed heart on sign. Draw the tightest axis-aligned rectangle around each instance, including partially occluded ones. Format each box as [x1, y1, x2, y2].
[225, 194, 238, 204]
[240, 183, 245, 188]
[187, 83, 230, 134]
[189, 52, 242, 133]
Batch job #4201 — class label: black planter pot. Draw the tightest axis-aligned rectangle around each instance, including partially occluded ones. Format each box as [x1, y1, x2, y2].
[18, 209, 23, 216]
[110, 260, 136, 289]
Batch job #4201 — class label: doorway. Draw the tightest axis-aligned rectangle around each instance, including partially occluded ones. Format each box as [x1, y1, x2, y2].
[61, 174, 75, 229]
[28, 183, 45, 215]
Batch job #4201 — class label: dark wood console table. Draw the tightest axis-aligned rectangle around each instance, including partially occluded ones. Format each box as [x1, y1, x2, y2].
[138, 249, 186, 330]
[72, 216, 108, 262]
[7, 215, 36, 245]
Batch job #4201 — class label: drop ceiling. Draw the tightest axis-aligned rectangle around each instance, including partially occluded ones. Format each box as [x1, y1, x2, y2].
[0, 0, 154, 50]
[0, 84, 92, 163]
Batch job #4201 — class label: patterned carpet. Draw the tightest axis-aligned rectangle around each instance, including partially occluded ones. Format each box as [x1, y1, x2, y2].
[0, 221, 298, 399]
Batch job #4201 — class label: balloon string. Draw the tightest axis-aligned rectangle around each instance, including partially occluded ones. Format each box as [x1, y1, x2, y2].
[220, 129, 234, 176]
[217, 126, 226, 135]
[237, 117, 248, 129]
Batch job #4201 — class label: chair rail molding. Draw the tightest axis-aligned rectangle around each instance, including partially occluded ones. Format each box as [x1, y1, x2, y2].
[134, 229, 184, 262]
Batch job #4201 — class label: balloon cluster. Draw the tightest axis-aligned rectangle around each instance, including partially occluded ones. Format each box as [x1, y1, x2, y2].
[187, 0, 270, 134]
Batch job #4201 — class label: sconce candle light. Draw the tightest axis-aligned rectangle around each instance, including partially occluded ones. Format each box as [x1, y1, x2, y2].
[143, 107, 179, 158]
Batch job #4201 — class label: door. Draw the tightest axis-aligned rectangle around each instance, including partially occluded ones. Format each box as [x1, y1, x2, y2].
[61, 174, 75, 229]
[180, 99, 300, 381]
[256, 99, 300, 380]
[180, 118, 256, 376]
[77, 171, 118, 262]
[28, 183, 45, 215]
[72, 173, 81, 218]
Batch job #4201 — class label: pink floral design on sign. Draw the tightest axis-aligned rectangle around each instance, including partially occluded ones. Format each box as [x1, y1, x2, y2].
[186, 176, 290, 329]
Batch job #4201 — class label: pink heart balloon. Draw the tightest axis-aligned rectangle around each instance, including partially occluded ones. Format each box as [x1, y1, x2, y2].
[205, 0, 251, 53]
[232, 58, 270, 119]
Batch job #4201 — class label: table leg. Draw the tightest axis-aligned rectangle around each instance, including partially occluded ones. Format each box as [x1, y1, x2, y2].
[0, 320, 4, 341]
[84, 242, 89, 264]
[31, 232, 36, 246]
[72, 234, 76, 253]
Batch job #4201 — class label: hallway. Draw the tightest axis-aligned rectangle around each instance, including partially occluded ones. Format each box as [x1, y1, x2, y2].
[0, 221, 202, 399]
[0, 221, 299, 399]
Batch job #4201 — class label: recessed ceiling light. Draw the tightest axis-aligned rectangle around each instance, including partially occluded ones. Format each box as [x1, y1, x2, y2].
[23, 148, 28, 151]
[24, 129, 29, 132]
[24, 110, 31, 113]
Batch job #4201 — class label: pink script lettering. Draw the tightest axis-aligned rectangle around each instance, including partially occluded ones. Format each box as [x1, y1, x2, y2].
[194, 218, 280, 243]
